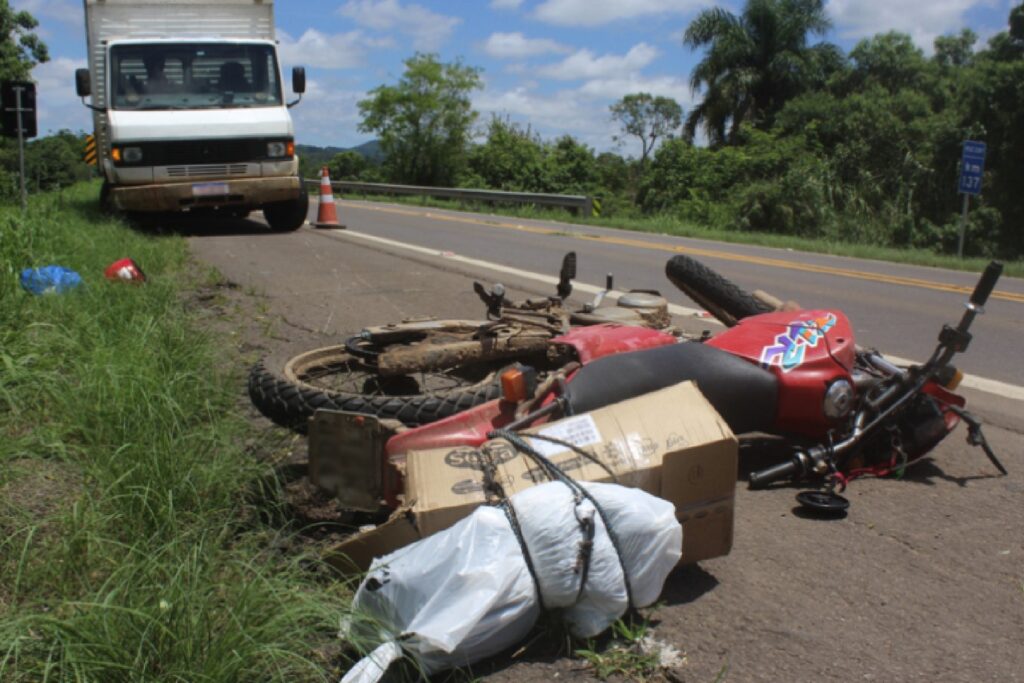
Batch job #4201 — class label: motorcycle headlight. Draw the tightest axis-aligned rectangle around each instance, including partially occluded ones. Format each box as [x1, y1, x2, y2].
[267, 141, 292, 158]
[122, 146, 143, 164]
[823, 379, 855, 420]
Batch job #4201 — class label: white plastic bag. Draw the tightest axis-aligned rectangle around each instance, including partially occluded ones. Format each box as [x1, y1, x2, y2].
[342, 481, 682, 682]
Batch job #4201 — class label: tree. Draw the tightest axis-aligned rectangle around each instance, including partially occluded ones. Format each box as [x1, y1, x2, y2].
[960, 2, 1024, 257]
[845, 32, 931, 93]
[358, 53, 482, 187]
[934, 29, 977, 69]
[0, 1, 48, 80]
[682, 0, 832, 144]
[467, 115, 545, 191]
[541, 135, 596, 194]
[609, 93, 682, 167]
[327, 150, 368, 181]
[594, 152, 630, 195]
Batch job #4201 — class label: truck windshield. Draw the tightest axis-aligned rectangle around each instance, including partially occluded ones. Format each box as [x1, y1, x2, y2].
[110, 43, 282, 110]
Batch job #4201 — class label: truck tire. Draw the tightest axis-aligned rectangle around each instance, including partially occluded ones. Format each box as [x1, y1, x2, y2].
[665, 254, 773, 325]
[263, 190, 308, 232]
[248, 344, 505, 429]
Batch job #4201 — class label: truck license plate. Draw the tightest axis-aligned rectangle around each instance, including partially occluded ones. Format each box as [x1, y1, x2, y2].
[191, 182, 229, 197]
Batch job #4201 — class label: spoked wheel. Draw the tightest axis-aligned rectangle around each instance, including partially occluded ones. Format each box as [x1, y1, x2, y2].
[248, 343, 507, 429]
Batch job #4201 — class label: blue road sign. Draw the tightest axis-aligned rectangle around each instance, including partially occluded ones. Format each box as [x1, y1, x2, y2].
[958, 140, 986, 195]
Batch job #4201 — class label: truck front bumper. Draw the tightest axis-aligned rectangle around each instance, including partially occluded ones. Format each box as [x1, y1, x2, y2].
[110, 176, 302, 212]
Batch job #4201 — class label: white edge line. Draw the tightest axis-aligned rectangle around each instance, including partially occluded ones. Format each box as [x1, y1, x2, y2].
[324, 228, 1024, 403]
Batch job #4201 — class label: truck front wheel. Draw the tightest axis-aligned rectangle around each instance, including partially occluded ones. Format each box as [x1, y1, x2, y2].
[263, 190, 309, 232]
[99, 181, 115, 214]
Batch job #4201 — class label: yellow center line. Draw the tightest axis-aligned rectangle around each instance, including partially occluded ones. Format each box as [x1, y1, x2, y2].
[338, 201, 1024, 304]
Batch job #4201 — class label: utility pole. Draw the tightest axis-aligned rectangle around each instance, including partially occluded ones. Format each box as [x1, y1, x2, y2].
[2, 81, 38, 213]
[15, 84, 27, 211]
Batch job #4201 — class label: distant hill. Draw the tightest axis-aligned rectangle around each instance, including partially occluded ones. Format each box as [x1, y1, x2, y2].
[297, 140, 384, 172]
[346, 140, 384, 162]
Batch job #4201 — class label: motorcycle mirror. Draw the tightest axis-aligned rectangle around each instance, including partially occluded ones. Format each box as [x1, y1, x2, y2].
[796, 490, 849, 517]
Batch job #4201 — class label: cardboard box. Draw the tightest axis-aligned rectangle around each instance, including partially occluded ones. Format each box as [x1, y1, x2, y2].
[325, 381, 737, 573]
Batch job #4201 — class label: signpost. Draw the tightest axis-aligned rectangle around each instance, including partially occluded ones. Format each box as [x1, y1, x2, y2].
[1, 81, 38, 212]
[957, 140, 986, 258]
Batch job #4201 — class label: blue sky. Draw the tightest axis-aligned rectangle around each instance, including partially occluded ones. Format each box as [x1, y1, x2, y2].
[16, 0, 1017, 155]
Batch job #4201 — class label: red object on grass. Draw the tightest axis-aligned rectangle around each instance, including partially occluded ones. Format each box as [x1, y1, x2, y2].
[104, 258, 146, 283]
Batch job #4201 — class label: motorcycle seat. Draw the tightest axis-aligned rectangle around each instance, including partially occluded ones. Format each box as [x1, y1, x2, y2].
[562, 341, 778, 434]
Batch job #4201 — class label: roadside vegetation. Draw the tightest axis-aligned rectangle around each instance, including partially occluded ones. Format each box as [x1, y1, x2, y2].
[0, 4, 94, 201]
[0, 183, 349, 680]
[311, 0, 1024, 267]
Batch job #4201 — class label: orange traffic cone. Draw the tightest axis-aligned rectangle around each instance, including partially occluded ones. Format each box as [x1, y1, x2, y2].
[313, 166, 345, 229]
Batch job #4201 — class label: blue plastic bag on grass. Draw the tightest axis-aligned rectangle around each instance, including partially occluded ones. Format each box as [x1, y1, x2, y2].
[20, 266, 83, 295]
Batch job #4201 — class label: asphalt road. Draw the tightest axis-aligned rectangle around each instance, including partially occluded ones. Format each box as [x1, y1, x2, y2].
[308, 199, 1024, 390]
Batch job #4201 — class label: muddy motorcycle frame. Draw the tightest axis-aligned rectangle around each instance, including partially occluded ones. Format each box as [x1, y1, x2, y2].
[249, 252, 698, 430]
[305, 257, 1005, 514]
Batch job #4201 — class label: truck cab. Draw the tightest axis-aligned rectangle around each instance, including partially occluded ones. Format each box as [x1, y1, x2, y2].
[76, 0, 309, 231]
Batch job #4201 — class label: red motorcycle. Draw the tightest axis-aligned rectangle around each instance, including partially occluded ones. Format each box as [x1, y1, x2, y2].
[282, 256, 1007, 514]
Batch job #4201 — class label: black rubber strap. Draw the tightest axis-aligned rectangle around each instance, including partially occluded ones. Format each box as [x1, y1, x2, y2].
[479, 447, 547, 611]
[488, 429, 635, 610]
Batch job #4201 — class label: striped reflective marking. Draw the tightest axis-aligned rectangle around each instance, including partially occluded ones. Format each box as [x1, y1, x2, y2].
[83, 134, 97, 165]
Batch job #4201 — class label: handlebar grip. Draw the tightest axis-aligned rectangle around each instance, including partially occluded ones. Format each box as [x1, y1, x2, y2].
[970, 261, 1003, 307]
[748, 457, 802, 489]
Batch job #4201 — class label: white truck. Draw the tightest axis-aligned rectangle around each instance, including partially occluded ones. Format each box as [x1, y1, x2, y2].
[75, 0, 308, 231]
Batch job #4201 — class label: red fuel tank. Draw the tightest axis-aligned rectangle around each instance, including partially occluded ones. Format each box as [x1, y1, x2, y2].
[707, 310, 856, 436]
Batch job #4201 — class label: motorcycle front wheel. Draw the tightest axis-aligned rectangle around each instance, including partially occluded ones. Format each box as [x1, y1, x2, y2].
[665, 254, 773, 325]
[248, 344, 507, 429]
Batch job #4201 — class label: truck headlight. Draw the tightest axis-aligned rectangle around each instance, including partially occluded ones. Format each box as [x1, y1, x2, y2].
[123, 146, 143, 163]
[823, 379, 855, 420]
[267, 141, 293, 158]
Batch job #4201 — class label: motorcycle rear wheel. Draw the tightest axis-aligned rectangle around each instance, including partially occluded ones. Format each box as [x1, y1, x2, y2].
[665, 254, 773, 325]
[248, 344, 506, 429]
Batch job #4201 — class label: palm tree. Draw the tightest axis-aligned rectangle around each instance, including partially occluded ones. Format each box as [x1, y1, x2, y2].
[683, 0, 832, 145]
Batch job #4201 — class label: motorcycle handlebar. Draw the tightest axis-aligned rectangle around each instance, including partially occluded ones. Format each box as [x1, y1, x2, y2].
[748, 457, 802, 489]
[970, 261, 1003, 308]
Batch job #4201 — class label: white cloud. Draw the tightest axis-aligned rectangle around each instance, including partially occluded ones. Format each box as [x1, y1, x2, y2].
[277, 28, 391, 69]
[338, 0, 460, 51]
[827, 0, 992, 48]
[290, 78, 367, 147]
[538, 43, 659, 80]
[482, 32, 570, 59]
[533, 0, 702, 27]
[474, 73, 693, 153]
[577, 74, 692, 105]
[31, 57, 92, 135]
[475, 86, 604, 140]
[490, 0, 524, 9]
[477, 41, 690, 150]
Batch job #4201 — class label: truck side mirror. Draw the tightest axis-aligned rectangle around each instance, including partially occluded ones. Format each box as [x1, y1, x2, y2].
[76, 68, 91, 97]
[292, 66, 305, 94]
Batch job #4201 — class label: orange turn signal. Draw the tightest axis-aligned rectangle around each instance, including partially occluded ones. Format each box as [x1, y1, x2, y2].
[945, 368, 964, 391]
[500, 368, 529, 403]
[111, 147, 122, 162]
[286, 140, 295, 157]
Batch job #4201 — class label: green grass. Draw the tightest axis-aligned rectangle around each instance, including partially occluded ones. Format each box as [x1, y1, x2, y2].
[332, 191, 1024, 279]
[0, 182, 352, 681]
[574, 617, 662, 681]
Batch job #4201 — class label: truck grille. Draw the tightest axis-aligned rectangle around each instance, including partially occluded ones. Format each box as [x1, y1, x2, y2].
[121, 138, 290, 166]
[167, 164, 249, 178]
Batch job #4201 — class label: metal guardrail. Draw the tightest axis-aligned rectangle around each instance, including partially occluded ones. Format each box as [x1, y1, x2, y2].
[304, 178, 595, 216]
